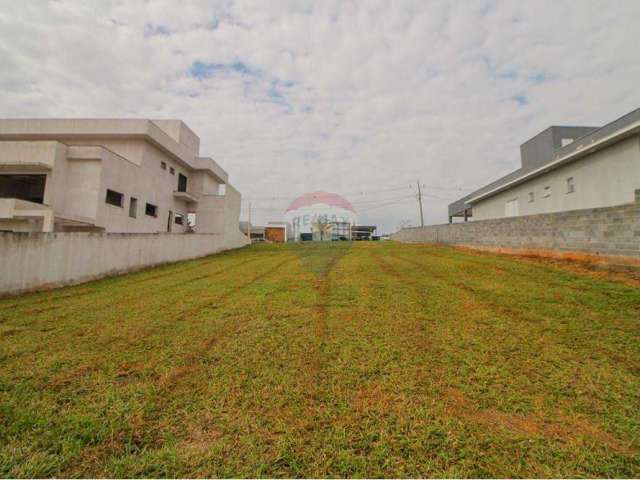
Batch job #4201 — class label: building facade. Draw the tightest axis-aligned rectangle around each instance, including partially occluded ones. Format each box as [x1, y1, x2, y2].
[449, 108, 640, 222]
[0, 119, 242, 234]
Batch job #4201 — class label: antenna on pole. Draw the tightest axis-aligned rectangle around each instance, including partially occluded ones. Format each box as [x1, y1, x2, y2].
[416, 180, 424, 227]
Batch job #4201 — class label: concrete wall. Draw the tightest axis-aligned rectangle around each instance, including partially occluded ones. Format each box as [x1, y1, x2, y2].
[151, 119, 200, 158]
[393, 190, 640, 260]
[0, 231, 249, 296]
[0, 140, 60, 169]
[473, 136, 640, 220]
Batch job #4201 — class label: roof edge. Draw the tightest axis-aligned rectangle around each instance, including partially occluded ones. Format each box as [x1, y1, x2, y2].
[448, 106, 640, 212]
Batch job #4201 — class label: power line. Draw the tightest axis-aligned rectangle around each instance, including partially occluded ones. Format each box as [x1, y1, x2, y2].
[240, 194, 418, 213]
[357, 197, 417, 213]
[240, 182, 473, 202]
[241, 185, 410, 202]
[349, 194, 418, 206]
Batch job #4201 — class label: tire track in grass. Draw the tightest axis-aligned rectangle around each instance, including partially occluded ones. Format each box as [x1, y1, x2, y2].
[404, 243, 639, 296]
[385, 248, 589, 365]
[165, 256, 264, 286]
[107, 247, 270, 289]
[134, 252, 289, 323]
[371, 247, 547, 397]
[306, 245, 452, 476]
[110, 254, 268, 296]
[157, 251, 294, 379]
[390, 246, 640, 371]
[1, 252, 224, 309]
[305, 246, 342, 376]
[295, 245, 351, 407]
[251, 243, 355, 474]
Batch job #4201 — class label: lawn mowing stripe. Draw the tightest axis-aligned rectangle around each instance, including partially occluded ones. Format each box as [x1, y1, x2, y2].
[390, 247, 639, 330]
[299, 245, 467, 476]
[0, 250, 276, 326]
[382, 244, 637, 464]
[1, 242, 639, 477]
[0, 249, 298, 373]
[383, 244, 639, 456]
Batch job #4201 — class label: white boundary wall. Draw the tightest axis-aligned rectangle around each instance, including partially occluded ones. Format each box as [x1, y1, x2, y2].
[0, 231, 249, 296]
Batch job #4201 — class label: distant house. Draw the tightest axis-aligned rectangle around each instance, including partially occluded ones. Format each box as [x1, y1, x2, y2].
[249, 226, 266, 242]
[351, 225, 377, 240]
[0, 119, 241, 234]
[449, 108, 640, 222]
[263, 227, 283, 243]
[240, 221, 290, 243]
[265, 222, 289, 243]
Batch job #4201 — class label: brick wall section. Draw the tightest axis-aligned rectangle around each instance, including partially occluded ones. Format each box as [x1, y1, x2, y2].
[392, 189, 640, 259]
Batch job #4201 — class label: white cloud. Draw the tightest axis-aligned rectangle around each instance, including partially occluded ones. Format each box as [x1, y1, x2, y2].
[1, 0, 639, 232]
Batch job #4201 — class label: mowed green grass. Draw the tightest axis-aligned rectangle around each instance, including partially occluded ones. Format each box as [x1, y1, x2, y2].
[1, 241, 639, 477]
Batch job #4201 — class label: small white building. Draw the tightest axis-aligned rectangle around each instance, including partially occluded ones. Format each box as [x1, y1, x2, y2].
[449, 108, 640, 222]
[0, 119, 242, 234]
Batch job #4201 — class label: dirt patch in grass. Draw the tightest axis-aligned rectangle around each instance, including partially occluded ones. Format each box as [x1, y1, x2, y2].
[351, 384, 408, 415]
[533, 256, 640, 287]
[51, 364, 96, 388]
[444, 387, 635, 454]
[159, 364, 200, 388]
[455, 245, 640, 287]
[179, 425, 223, 453]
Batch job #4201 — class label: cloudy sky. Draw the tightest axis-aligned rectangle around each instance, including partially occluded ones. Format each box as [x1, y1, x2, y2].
[1, 0, 639, 232]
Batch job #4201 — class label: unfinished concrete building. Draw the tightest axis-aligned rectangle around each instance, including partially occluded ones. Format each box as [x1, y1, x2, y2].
[0, 119, 242, 234]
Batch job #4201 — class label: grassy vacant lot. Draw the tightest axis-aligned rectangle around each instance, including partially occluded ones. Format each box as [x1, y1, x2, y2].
[1, 241, 639, 477]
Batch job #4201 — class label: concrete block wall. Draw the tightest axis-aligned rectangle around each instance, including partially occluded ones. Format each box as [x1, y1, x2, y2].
[0, 231, 249, 296]
[393, 190, 640, 259]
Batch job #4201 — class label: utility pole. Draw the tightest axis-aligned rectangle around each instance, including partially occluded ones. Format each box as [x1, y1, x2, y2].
[416, 179, 424, 227]
[247, 202, 252, 240]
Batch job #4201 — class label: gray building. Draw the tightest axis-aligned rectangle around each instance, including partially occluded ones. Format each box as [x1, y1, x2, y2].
[0, 119, 242, 234]
[449, 108, 640, 222]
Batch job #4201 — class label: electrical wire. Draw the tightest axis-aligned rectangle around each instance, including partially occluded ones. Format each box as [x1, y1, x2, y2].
[241, 182, 473, 202]
[357, 197, 418, 213]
